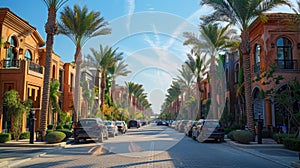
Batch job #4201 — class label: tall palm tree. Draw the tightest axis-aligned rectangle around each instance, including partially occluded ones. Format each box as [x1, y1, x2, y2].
[201, 0, 291, 135]
[185, 49, 209, 119]
[184, 23, 239, 119]
[40, 0, 68, 140]
[58, 5, 111, 123]
[85, 45, 122, 111]
[107, 60, 131, 103]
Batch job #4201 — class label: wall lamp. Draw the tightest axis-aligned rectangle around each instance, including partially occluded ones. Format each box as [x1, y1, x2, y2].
[297, 43, 300, 49]
[3, 41, 11, 49]
[19, 48, 24, 54]
[271, 42, 275, 48]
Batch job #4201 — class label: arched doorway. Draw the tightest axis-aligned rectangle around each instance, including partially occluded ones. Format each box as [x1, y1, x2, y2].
[253, 87, 265, 125]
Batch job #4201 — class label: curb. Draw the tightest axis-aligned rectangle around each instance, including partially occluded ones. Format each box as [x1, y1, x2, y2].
[0, 142, 67, 148]
[226, 139, 284, 149]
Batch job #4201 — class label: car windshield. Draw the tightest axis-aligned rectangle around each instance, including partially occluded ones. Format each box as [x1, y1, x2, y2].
[104, 121, 112, 125]
[204, 121, 220, 127]
[116, 122, 123, 125]
[79, 120, 97, 127]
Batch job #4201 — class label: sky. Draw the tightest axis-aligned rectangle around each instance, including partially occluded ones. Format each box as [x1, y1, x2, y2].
[1, 0, 297, 114]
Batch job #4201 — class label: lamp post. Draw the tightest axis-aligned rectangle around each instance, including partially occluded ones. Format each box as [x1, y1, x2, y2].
[257, 112, 263, 144]
[29, 109, 36, 144]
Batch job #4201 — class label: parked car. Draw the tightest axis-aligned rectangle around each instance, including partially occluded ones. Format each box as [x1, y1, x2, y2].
[116, 120, 128, 134]
[73, 118, 108, 143]
[196, 119, 225, 142]
[184, 120, 198, 137]
[192, 120, 204, 140]
[157, 120, 168, 126]
[178, 120, 190, 133]
[103, 120, 118, 137]
[128, 120, 140, 129]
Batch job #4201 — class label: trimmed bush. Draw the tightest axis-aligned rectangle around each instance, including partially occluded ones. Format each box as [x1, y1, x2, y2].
[0, 133, 11, 143]
[63, 124, 72, 130]
[56, 129, 72, 141]
[19, 132, 30, 140]
[47, 125, 54, 130]
[224, 128, 236, 135]
[46, 130, 54, 135]
[233, 130, 253, 144]
[283, 138, 300, 151]
[227, 131, 236, 140]
[273, 133, 295, 144]
[56, 125, 63, 130]
[45, 131, 66, 144]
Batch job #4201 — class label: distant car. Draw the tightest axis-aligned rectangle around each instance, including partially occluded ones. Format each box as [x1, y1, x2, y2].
[73, 118, 108, 143]
[184, 120, 198, 137]
[116, 120, 128, 134]
[196, 119, 225, 142]
[157, 120, 168, 126]
[128, 120, 140, 129]
[103, 120, 118, 137]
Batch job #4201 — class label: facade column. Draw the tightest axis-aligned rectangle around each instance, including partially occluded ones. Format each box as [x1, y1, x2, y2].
[265, 100, 272, 130]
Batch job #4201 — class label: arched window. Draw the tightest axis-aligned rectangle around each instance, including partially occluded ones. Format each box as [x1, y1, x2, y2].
[6, 36, 17, 60]
[254, 44, 261, 73]
[25, 50, 32, 60]
[276, 37, 293, 69]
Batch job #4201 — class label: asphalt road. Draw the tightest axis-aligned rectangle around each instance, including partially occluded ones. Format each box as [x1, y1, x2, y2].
[12, 124, 293, 168]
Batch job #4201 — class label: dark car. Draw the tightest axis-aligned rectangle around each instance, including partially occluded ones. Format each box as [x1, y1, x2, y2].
[157, 120, 168, 126]
[128, 120, 140, 129]
[116, 121, 128, 134]
[73, 118, 108, 143]
[196, 119, 224, 142]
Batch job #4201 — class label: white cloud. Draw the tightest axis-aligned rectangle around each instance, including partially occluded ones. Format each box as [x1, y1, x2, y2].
[126, 0, 135, 32]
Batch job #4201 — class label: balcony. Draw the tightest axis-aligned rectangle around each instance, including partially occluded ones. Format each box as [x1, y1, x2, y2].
[29, 61, 43, 74]
[275, 59, 298, 70]
[1, 59, 21, 69]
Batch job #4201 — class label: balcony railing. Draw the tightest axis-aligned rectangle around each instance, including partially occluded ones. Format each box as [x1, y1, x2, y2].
[29, 61, 43, 74]
[1, 59, 21, 69]
[275, 59, 298, 70]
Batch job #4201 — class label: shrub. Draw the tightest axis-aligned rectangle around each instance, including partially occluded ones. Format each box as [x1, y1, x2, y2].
[45, 131, 66, 144]
[19, 132, 30, 140]
[56, 129, 72, 141]
[233, 130, 253, 144]
[283, 138, 300, 151]
[227, 131, 236, 140]
[273, 133, 295, 144]
[0, 133, 11, 143]
[46, 130, 54, 135]
[63, 124, 72, 130]
[224, 128, 236, 135]
[56, 125, 63, 130]
[47, 125, 54, 130]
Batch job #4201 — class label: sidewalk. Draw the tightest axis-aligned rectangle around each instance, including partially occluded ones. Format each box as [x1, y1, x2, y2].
[226, 138, 300, 168]
[0, 139, 68, 168]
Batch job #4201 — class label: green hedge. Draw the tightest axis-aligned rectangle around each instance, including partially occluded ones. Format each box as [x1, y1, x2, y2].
[0, 133, 11, 143]
[63, 124, 72, 130]
[283, 138, 300, 151]
[56, 129, 72, 141]
[19, 132, 30, 140]
[47, 124, 54, 130]
[228, 130, 253, 144]
[56, 125, 63, 130]
[45, 131, 66, 144]
[273, 133, 295, 144]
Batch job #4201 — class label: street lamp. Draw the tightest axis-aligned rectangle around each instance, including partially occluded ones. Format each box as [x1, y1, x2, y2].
[29, 109, 36, 144]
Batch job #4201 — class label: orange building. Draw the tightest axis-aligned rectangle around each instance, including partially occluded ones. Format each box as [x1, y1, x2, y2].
[249, 13, 300, 131]
[0, 8, 76, 133]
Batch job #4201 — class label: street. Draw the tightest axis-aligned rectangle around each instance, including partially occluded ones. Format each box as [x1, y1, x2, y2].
[12, 124, 291, 168]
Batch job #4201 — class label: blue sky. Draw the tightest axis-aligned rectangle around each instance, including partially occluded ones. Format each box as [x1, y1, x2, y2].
[1, 0, 297, 113]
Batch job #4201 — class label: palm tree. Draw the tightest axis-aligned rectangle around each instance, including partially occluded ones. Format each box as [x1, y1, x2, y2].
[185, 49, 209, 119]
[184, 23, 239, 119]
[58, 5, 111, 123]
[107, 60, 131, 103]
[85, 45, 123, 111]
[49, 80, 61, 128]
[40, 0, 68, 140]
[201, 0, 291, 135]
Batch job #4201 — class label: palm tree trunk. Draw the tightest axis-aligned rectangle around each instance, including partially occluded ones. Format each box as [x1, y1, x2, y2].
[240, 31, 255, 137]
[100, 70, 106, 111]
[197, 76, 202, 120]
[40, 6, 56, 141]
[74, 46, 82, 123]
[210, 56, 217, 119]
[111, 79, 115, 103]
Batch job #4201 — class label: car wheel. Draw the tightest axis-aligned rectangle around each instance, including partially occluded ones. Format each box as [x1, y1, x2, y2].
[74, 137, 80, 143]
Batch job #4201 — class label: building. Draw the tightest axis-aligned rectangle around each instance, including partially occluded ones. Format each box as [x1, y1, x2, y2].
[0, 8, 76, 133]
[249, 13, 300, 132]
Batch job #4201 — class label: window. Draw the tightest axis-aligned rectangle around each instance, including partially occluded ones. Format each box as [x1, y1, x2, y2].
[276, 37, 293, 69]
[25, 50, 32, 60]
[254, 44, 261, 73]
